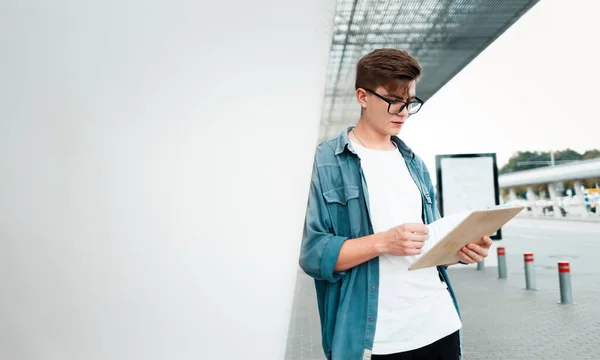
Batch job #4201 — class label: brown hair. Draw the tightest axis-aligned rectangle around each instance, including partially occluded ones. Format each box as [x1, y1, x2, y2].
[355, 48, 422, 96]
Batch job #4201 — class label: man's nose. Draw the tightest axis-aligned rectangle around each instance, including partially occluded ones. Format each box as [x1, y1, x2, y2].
[397, 106, 409, 117]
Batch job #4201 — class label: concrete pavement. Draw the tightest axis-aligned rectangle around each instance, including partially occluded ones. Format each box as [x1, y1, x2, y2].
[285, 218, 600, 359]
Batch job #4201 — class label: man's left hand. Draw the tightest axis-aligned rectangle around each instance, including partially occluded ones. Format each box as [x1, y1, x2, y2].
[458, 236, 492, 264]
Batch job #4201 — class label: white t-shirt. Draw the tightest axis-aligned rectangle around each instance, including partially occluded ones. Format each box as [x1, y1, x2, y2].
[351, 140, 462, 355]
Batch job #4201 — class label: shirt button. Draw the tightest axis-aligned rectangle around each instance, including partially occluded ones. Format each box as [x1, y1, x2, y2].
[369, 317, 374, 322]
[371, 286, 376, 290]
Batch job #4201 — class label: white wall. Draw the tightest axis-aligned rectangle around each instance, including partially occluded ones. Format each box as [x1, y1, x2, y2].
[0, 1, 335, 359]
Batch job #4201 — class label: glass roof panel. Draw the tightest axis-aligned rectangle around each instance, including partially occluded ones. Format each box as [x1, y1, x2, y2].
[320, 0, 540, 140]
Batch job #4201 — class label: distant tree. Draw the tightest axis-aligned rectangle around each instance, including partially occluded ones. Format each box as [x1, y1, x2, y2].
[582, 150, 600, 160]
[500, 151, 551, 174]
[554, 148, 583, 162]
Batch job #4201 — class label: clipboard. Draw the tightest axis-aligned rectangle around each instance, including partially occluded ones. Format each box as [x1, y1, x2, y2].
[408, 205, 525, 271]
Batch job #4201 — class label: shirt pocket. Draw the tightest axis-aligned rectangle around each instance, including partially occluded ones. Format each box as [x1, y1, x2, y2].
[322, 185, 360, 237]
[323, 185, 360, 205]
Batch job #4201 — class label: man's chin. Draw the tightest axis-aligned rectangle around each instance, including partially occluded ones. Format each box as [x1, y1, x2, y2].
[388, 128, 402, 136]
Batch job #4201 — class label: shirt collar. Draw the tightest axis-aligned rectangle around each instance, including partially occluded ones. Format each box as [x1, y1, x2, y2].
[335, 125, 415, 160]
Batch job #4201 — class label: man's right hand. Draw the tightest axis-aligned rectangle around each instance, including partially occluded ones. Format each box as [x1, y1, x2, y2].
[377, 223, 430, 256]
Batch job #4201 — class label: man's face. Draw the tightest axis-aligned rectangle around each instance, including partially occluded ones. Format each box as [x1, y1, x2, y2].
[357, 80, 417, 136]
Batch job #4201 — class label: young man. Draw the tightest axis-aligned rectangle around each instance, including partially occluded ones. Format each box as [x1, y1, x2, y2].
[299, 48, 492, 360]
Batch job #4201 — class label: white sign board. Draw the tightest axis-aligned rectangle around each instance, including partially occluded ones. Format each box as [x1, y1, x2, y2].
[435, 153, 501, 239]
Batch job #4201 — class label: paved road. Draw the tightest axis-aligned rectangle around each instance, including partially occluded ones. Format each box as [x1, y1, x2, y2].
[285, 218, 600, 359]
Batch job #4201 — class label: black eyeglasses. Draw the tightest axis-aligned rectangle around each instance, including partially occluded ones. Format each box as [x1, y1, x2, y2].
[364, 88, 424, 115]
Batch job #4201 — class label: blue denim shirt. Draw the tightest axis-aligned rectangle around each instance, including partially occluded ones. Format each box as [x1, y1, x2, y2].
[299, 126, 462, 360]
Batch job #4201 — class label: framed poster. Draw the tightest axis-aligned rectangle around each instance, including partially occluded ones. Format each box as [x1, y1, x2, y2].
[435, 153, 502, 240]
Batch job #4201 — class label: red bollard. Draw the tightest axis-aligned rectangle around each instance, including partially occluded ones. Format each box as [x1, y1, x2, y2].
[497, 247, 507, 279]
[524, 253, 536, 290]
[558, 261, 572, 304]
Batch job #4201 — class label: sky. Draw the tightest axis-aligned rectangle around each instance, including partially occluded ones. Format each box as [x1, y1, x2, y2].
[402, 0, 600, 176]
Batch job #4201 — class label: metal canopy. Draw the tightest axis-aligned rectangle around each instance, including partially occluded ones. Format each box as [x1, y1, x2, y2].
[320, 0, 540, 140]
[499, 159, 600, 188]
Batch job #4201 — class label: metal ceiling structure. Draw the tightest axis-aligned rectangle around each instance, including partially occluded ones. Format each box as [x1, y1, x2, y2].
[499, 159, 600, 188]
[320, 0, 540, 140]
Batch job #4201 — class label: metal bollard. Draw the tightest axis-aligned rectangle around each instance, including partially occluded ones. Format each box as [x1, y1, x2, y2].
[497, 247, 507, 279]
[477, 259, 484, 271]
[524, 253, 536, 290]
[558, 261, 573, 304]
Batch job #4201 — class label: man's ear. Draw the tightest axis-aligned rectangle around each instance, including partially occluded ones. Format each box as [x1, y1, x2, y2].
[356, 88, 368, 109]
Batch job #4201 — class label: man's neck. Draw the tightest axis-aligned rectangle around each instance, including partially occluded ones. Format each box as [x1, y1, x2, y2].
[351, 119, 396, 151]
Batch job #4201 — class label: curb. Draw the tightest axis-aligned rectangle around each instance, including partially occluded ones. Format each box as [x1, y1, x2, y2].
[516, 214, 600, 223]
